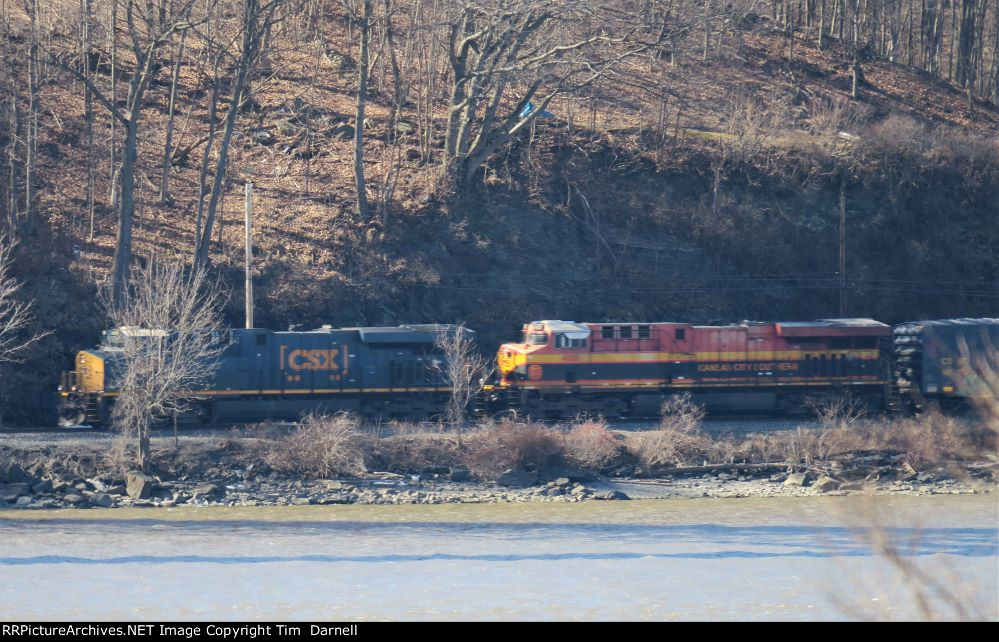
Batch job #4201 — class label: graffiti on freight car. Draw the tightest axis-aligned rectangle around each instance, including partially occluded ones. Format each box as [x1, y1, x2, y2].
[697, 362, 799, 373]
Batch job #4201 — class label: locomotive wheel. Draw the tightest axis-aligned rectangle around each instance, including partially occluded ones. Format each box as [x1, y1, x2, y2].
[58, 404, 87, 427]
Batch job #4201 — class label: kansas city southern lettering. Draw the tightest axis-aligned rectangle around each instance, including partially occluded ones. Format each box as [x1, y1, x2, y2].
[697, 362, 800, 372]
[279, 346, 350, 372]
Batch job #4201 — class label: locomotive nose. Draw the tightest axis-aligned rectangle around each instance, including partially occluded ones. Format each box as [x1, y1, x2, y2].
[497, 346, 519, 378]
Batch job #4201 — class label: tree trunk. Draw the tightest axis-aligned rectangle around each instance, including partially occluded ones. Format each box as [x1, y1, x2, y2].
[24, 0, 38, 223]
[354, 0, 372, 221]
[194, 0, 258, 273]
[160, 28, 186, 205]
[112, 116, 138, 304]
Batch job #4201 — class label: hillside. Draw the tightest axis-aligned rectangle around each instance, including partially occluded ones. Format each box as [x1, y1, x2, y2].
[1, 1, 998, 423]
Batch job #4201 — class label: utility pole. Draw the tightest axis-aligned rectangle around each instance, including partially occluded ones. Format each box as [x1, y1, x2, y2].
[839, 180, 846, 317]
[244, 181, 254, 329]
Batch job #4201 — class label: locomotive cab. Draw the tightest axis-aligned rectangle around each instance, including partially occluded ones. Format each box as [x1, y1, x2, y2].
[498, 321, 591, 384]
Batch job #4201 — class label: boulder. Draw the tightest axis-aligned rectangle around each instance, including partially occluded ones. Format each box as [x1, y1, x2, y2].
[0, 483, 30, 502]
[328, 123, 355, 140]
[15, 496, 33, 507]
[497, 469, 538, 488]
[812, 476, 841, 493]
[31, 479, 53, 494]
[395, 121, 414, 134]
[593, 490, 631, 501]
[291, 497, 313, 506]
[126, 471, 155, 500]
[192, 483, 221, 500]
[63, 493, 84, 505]
[554, 477, 571, 488]
[783, 472, 809, 487]
[0, 460, 32, 484]
[88, 493, 114, 508]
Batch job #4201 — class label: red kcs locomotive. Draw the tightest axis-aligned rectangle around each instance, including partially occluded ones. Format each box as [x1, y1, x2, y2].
[493, 318, 895, 418]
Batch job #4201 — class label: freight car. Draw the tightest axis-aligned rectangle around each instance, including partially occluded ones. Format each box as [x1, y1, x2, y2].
[893, 318, 999, 412]
[57, 324, 470, 427]
[490, 319, 895, 418]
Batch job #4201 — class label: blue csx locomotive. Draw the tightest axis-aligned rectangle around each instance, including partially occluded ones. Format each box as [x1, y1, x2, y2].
[57, 324, 471, 426]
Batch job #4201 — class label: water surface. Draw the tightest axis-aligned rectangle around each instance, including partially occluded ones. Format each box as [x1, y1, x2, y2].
[1, 496, 995, 620]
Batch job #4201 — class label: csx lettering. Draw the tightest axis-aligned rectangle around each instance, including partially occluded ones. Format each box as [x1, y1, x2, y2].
[288, 349, 340, 371]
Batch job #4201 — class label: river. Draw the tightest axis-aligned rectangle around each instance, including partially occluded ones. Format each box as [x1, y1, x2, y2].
[0, 495, 996, 621]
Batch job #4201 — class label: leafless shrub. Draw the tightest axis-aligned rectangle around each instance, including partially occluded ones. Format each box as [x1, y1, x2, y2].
[720, 89, 788, 166]
[863, 114, 931, 157]
[888, 412, 991, 471]
[0, 234, 45, 367]
[264, 412, 366, 478]
[929, 128, 999, 171]
[563, 418, 622, 472]
[659, 392, 706, 434]
[626, 428, 715, 470]
[366, 431, 461, 473]
[807, 95, 860, 135]
[807, 393, 869, 430]
[464, 418, 564, 479]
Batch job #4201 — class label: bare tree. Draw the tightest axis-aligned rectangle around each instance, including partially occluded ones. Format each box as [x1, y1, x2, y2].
[0, 234, 43, 366]
[102, 260, 226, 472]
[431, 322, 490, 447]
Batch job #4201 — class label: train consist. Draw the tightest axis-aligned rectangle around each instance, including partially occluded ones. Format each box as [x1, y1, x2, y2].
[58, 318, 998, 426]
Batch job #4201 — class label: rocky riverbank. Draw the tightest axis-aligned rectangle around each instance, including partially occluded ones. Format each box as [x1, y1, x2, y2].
[1, 456, 993, 510]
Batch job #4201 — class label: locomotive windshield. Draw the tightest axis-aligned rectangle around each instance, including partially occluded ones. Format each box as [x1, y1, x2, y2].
[525, 332, 547, 345]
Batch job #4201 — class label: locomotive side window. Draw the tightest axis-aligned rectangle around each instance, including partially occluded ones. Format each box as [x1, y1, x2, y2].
[601, 326, 614, 339]
[638, 325, 651, 339]
[556, 334, 587, 348]
[620, 326, 632, 339]
[675, 328, 686, 341]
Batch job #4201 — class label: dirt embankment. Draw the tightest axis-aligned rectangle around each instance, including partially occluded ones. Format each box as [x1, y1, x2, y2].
[1, 414, 995, 509]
